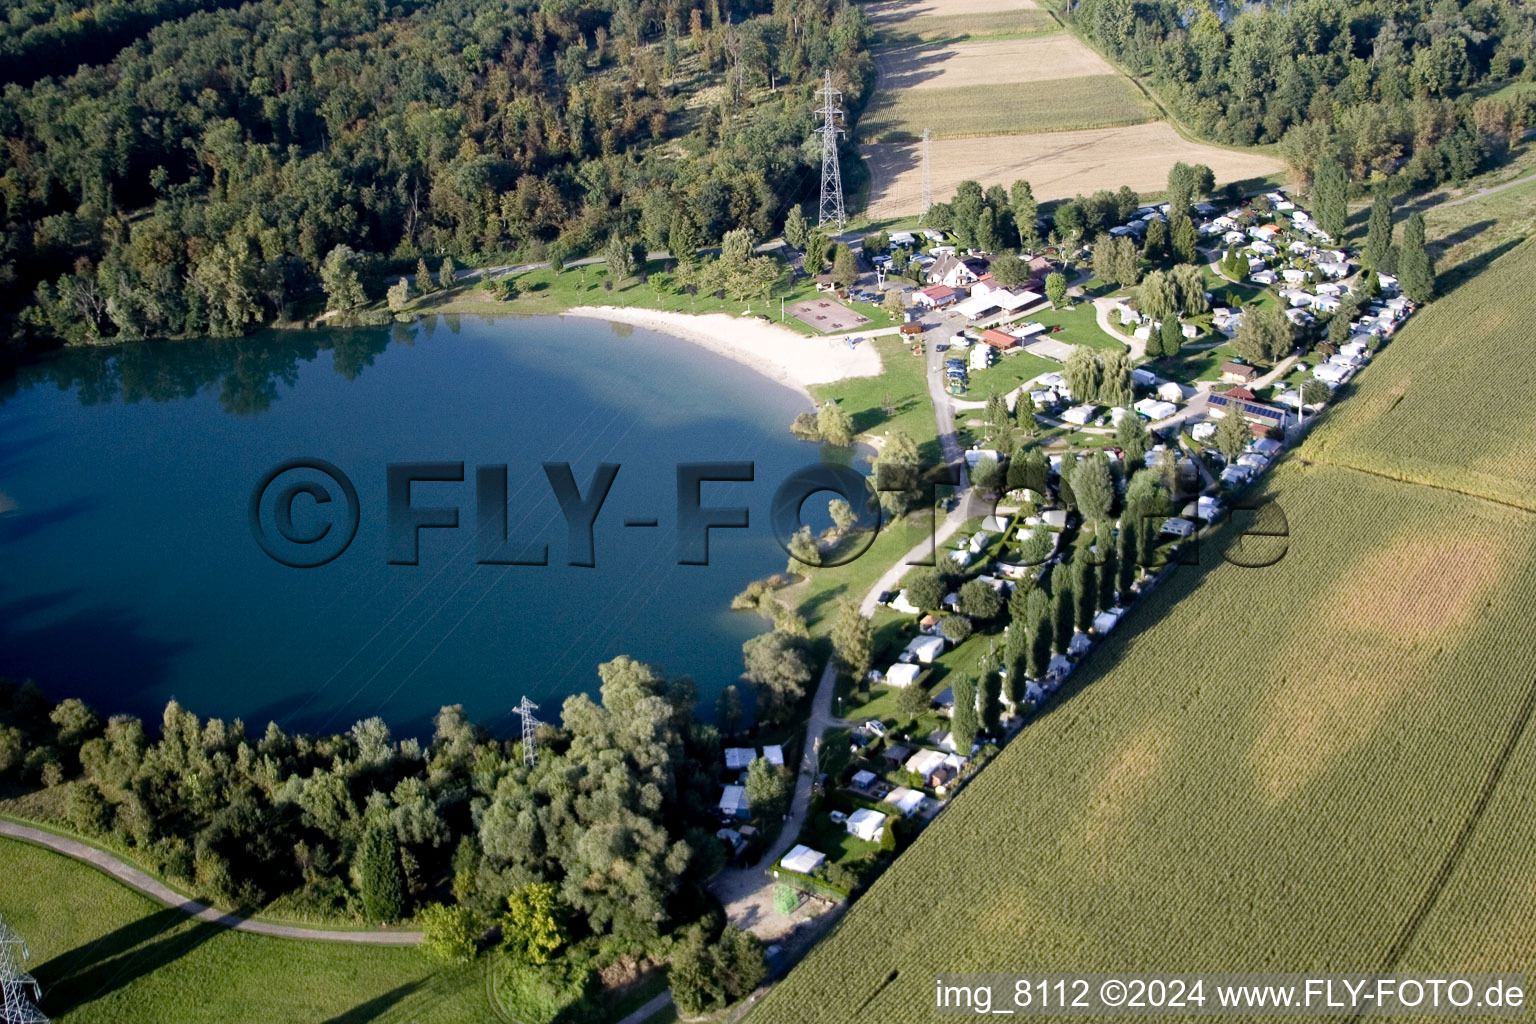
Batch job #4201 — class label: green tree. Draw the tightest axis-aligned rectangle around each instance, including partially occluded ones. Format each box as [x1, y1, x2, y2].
[1071, 453, 1115, 525]
[1158, 315, 1182, 359]
[830, 600, 874, 681]
[1115, 521, 1137, 594]
[742, 631, 813, 723]
[1301, 377, 1332, 408]
[950, 676, 978, 753]
[1143, 218, 1169, 263]
[1051, 583, 1074, 654]
[415, 258, 435, 295]
[1098, 543, 1119, 610]
[1215, 408, 1252, 460]
[1138, 269, 1178, 322]
[1026, 605, 1053, 680]
[939, 614, 972, 645]
[320, 245, 366, 312]
[1064, 345, 1101, 404]
[977, 672, 1002, 734]
[906, 568, 946, 612]
[897, 676, 931, 717]
[604, 233, 635, 283]
[1170, 214, 1199, 264]
[831, 244, 858, 288]
[744, 756, 788, 814]
[1073, 556, 1098, 632]
[1397, 212, 1435, 302]
[1311, 157, 1349, 240]
[829, 498, 858, 535]
[786, 524, 821, 575]
[420, 903, 480, 963]
[716, 684, 744, 736]
[386, 278, 410, 312]
[870, 431, 923, 518]
[1362, 190, 1395, 271]
[669, 212, 703, 266]
[502, 882, 567, 964]
[783, 205, 809, 251]
[1010, 180, 1039, 248]
[958, 578, 1003, 620]
[1044, 272, 1068, 309]
[817, 402, 854, 446]
[438, 255, 457, 290]
[1116, 412, 1151, 467]
[883, 287, 907, 319]
[355, 817, 405, 923]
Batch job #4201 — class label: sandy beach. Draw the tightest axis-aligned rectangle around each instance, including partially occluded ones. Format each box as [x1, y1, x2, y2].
[562, 306, 884, 397]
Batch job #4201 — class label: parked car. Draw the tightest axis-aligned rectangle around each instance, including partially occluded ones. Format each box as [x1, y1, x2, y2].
[864, 720, 887, 737]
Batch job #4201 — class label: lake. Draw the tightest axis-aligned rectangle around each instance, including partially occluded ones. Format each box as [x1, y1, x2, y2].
[0, 314, 824, 737]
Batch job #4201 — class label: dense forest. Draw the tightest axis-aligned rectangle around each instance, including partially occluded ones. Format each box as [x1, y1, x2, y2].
[0, 0, 872, 352]
[0, 658, 757, 969]
[1067, 0, 1536, 185]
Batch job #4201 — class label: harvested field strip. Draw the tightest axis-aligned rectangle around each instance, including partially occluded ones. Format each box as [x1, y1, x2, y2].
[859, 74, 1153, 141]
[860, 122, 1285, 216]
[872, 36, 1115, 92]
[752, 462, 1536, 1022]
[866, 0, 1041, 23]
[874, 9, 1058, 42]
[1305, 234, 1536, 510]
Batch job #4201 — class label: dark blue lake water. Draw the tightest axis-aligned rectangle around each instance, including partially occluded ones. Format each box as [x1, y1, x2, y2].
[0, 314, 819, 737]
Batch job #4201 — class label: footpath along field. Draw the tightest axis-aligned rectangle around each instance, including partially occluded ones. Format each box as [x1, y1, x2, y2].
[750, 238, 1536, 1022]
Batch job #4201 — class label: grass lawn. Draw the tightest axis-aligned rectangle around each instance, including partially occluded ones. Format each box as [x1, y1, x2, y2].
[409, 258, 890, 339]
[963, 349, 1059, 399]
[1149, 340, 1239, 385]
[808, 334, 937, 456]
[1026, 301, 1127, 352]
[785, 509, 944, 632]
[858, 75, 1155, 142]
[874, 9, 1059, 44]
[0, 837, 491, 1024]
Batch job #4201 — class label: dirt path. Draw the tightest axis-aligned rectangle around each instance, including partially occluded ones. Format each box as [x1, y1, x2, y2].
[0, 820, 423, 944]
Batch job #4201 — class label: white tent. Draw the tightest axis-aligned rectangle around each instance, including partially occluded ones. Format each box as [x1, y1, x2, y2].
[905, 748, 947, 781]
[846, 808, 887, 842]
[883, 786, 925, 816]
[780, 844, 826, 874]
[886, 663, 922, 688]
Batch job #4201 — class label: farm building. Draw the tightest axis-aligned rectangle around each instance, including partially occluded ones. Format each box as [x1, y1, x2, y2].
[1209, 392, 1289, 428]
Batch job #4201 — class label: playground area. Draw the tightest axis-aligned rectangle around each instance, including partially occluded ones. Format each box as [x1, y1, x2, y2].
[787, 298, 871, 334]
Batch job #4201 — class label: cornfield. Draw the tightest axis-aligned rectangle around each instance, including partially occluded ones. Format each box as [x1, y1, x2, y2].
[754, 461, 1536, 1017]
[1307, 235, 1536, 511]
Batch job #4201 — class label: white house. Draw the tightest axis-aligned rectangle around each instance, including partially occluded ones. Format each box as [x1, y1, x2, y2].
[1281, 268, 1311, 285]
[1250, 269, 1278, 285]
[1317, 260, 1351, 279]
[780, 844, 826, 874]
[846, 808, 886, 842]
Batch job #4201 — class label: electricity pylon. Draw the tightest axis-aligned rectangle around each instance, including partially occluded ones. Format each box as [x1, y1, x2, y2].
[815, 71, 846, 230]
[0, 917, 48, 1024]
[513, 696, 541, 768]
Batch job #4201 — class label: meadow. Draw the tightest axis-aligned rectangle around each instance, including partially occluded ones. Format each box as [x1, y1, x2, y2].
[0, 838, 493, 1024]
[865, 0, 1055, 41]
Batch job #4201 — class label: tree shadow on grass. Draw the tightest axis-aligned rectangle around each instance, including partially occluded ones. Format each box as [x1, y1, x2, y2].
[318, 981, 425, 1024]
[35, 913, 225, 1018]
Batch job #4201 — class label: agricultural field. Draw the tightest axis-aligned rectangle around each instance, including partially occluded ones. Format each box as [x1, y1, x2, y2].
[866, 0, 1055, 42]
[1306, 235, 1536, 511]
[0, 838, 492, 1024]
[752, 461, 1536, 1022]
[860, 123, 1286, 220]
[859, 73, 1153, 143]
[872, 35, 1116, 93]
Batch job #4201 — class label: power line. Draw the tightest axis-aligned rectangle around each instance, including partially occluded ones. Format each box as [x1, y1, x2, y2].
[919, 127, 933, 224]
[815, 70, 846, 230]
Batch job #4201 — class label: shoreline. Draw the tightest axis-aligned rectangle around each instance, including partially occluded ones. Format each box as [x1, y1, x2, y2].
[561, 306, 884, 400]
